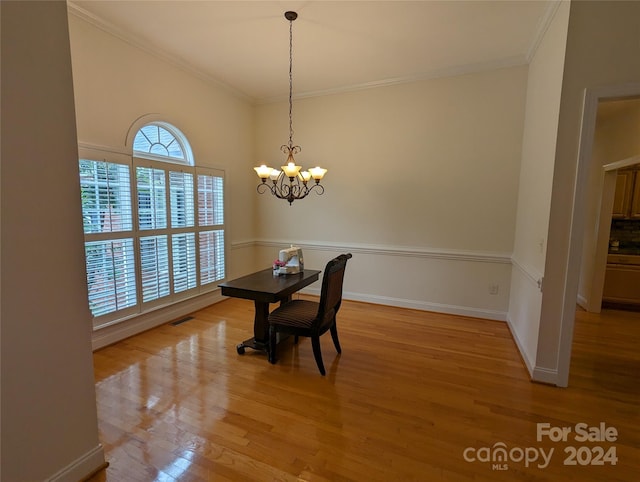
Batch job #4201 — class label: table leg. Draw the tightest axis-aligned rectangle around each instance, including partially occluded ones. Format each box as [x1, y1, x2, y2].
[236, 300, 270, 355]
[253, 300, 270, 342]
[280, 295, 291, 306]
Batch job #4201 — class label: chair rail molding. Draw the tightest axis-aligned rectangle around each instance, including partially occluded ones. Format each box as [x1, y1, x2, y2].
[249, 238, 511, 321]
[511, 256, 544, 290]
[253, 238, 512, 264]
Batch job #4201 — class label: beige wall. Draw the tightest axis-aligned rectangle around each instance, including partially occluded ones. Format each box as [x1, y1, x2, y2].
[539, 0, 640, 386]
[1, 2, 104, 480]
[68, 13, 256, 251]
[5, 3, 637, 479]
[593, 101, 640, 163]
[67, 12, 258, 347]
[508, 1, 569, 374]
[255, 66, 527, 319]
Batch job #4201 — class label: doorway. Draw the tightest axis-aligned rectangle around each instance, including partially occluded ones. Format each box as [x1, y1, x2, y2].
[582, 156, 640, 313]
[578, 97, 640, 313]
[555, 85, 640, 387]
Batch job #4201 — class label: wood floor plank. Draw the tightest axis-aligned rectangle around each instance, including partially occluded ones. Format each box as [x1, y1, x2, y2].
[87, 298, 639, 481]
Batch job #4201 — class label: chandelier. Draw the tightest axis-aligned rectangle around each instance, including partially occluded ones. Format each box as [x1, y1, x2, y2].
[254, 11, 327, 205]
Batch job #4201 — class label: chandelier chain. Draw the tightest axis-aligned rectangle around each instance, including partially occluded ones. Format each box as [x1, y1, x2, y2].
[288, 16, 294, 148]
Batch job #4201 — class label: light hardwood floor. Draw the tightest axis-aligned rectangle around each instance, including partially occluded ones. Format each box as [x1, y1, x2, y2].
[88, 297, 639, 481]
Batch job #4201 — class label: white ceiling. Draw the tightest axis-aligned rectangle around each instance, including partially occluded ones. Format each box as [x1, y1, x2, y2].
[69, 0, 558, 103]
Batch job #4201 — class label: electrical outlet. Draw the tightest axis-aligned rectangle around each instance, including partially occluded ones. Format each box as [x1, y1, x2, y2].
[489, 284, 499, 295]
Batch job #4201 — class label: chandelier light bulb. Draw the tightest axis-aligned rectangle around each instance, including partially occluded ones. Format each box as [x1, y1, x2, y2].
[282, 161, 302, 178]
[254, 164, 273, 180]
[309, 166, 327, 181]
[299, 171, 312, 182]
[269, 169, 281, 181]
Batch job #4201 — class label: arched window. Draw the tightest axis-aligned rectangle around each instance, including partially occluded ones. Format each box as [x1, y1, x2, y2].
[79, 121, 225, 327]
[133, 122, 191, 164]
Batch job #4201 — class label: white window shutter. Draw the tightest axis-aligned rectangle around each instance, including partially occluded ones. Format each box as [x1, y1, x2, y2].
[172, 233, 197, 293]
[170, 171, 194, 228]
[139, 235, 170, 303]
[136, 166, 167, 230]
[80, 160, 133, 233]
[199, 230, 225, 285]
[84, 239, 137, 316]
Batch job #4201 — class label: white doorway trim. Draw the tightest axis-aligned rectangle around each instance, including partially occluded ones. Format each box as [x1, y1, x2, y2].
[557, 83, 640, 387]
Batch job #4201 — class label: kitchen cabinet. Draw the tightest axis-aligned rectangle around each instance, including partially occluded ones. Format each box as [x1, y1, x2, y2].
[612, 169, 636, 219]
[603, 263, 640, 304]
[631, 172, 640, 218]
[612, 166, 640, 219]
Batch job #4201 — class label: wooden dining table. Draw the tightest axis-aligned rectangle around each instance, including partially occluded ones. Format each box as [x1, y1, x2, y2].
[218, 268, 321, 355]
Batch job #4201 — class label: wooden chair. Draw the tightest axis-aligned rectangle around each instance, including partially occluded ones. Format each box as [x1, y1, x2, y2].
[268, 253, 352, 375]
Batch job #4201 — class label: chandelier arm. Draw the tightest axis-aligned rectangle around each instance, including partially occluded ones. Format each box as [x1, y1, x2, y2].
[308, 183, 325, 196]
[289, 181, 303, 199]
[257, 183, 274, 195]
[274, 173, 293, 199]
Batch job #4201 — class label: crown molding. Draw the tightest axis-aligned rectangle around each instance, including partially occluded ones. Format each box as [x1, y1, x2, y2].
[525, 0, 563, 63]
[68, 1, 552, 106]
[259, 55, 528, 104]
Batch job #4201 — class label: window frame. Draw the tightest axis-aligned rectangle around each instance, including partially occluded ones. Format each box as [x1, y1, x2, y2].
[79, 126, 226, 330]
[78, 149, 140, 327]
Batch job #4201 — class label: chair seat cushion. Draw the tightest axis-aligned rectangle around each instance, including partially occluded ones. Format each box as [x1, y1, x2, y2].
[268, 300, 319, 329]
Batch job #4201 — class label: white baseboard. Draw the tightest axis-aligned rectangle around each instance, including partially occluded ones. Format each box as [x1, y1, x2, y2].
[577, 294, 588, 310]
[505, 315, 535, 377]
[532, 366, 560, 386]
[92, 290, 225, 350]
[503, 317, 561, 386]
[46, 444, 106, 482]
[93, 239, 512, 349]
[301, 287, 508, 321]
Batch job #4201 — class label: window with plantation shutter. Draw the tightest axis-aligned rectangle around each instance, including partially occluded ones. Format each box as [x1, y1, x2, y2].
[198, 173, 224, 226]
[170, 171, 194, 228]
[172, 232, 197, 293]
[84, 239, 137, 317]
[80, 160, 133, 233]
[80, 160, 137, 322]
[198, 172, 225, 285]
[139, 235, 170, 303]
[137, 167, 167, 230]
[199, 229, 225, 285]
[79, 122, 225, 330]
